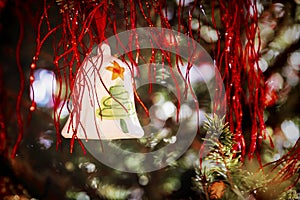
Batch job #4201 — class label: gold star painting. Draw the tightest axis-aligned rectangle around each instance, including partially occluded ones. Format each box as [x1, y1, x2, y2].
[106, 61, 125, 80]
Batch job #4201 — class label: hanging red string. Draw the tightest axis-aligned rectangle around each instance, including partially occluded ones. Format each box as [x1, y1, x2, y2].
[11, 2, 26, 158]
[212, 0, 270, 160]
[263, 137, 300, 190]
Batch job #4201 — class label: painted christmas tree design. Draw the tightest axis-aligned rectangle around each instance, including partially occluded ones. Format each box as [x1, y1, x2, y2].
[94, 60, 140, 134]
[96, 85, 135, 120]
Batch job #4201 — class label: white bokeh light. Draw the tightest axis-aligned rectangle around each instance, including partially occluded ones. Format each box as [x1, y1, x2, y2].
[175, 0, 194, 6]
[180, 62, 215, 84]
[281, 120, 299, 146]
[30, 69, 56, 107]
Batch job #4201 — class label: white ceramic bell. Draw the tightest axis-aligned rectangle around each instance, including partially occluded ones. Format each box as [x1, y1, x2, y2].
[61, 44, 144, 140]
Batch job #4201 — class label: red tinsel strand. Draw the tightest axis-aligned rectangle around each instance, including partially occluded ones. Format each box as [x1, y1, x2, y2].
[126, 0, 137, 72]
[94, 0, 108, 43]
[11, 4, 26, 158]
[212, 0, 246, 157]
[263, 138, 300, 189]
[137, 0, 154, 27]
[243, 0, 267, 159]
[211, 0, 226, 116]
[212, 0, 267, 160]
[70, 134, 86, 155]
[158, 1, 172, 29]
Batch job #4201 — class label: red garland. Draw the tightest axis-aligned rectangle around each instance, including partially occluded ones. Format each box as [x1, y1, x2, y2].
[9, 0, 269, 160]
[9, 2, 299, 188]
[212, 0, 272, 160]
[0, 0, 298, 194]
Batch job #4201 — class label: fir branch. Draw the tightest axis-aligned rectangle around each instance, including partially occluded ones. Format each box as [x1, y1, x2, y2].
[194, 114, 243, 199]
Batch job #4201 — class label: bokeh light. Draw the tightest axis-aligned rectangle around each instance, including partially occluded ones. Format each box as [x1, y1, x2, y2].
[30, 69, 56, 108]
